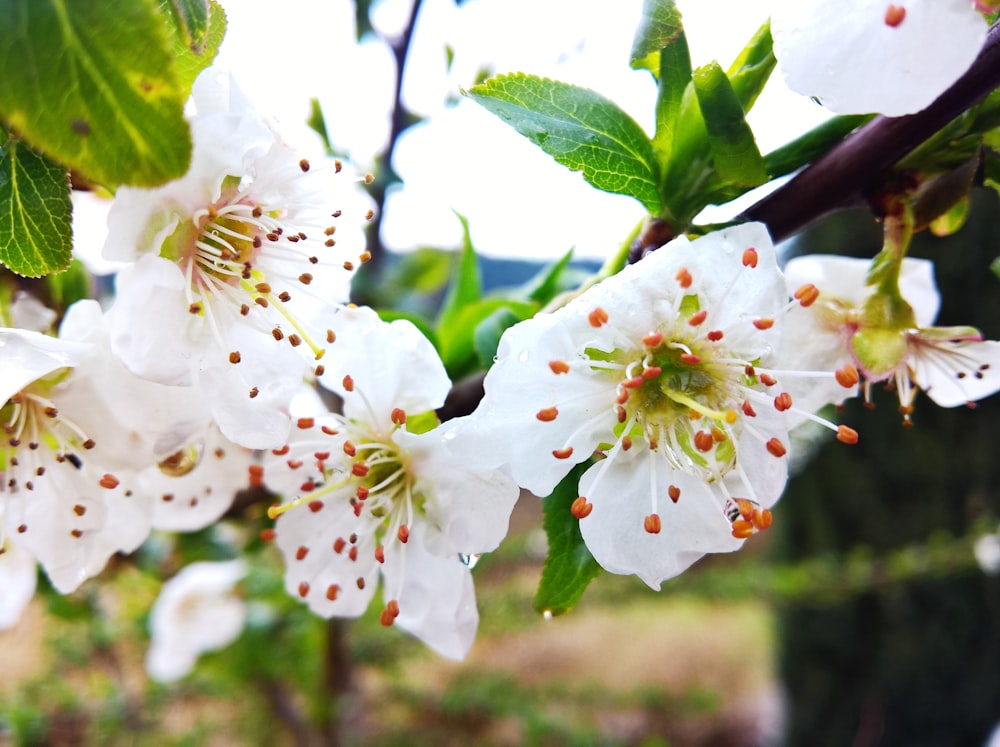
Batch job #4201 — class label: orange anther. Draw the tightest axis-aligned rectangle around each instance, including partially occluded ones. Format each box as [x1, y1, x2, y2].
[333, 538, 347, 554]
[766, 437, 787, 457]
[552, 447, 574, 459]
[380, 607, 397, 627]
[617, 405, 628, 423]
[342, 375, 354, 391]
[549, 360, 570, 375]
[694, 431, 714, 452]
[375, 546, 385, 564]
[343, 441, 356, 457]
[621, 435, 633, 451]
[326, 584, 340, 601]
[676, 267, 693, 288]
[571, 496, 594, 519]
[356, 486, 369, 500]
[742, 400, 757, 417]
[884, 4, 905, 26]
[391, 408, 406, 425]
[249, 464, 265, 487]
[707, 330, 724, 342]
[536, 407, 559, 422]
[308, 500, 324, 513]
[753, 318, 774, 330]
[754, 508, 773, 530]
[352, 462, 370, 477]
[297, 417, 315, 429]
[680, 353, 701, 365]
[735, 498, 755, 521]
[774, 392, 793, 412]
[99, 473, 119, 489]
[688, 310, 708, 326]
[398, 525, 410, 543]
[668, 485, 681, 503]
[260, 528, 277, 542]
[295, 546, 309, 561]
[643, 332, 663, 347]
[642, 366, 662, 380]
[272, 445, 290, 456]
[836, 425, 859, 444]
[623, 376, 644, 389]
[711, 427, 728, 443]
[794, 283, 820, 307]
[644, 514, 662, 534]
[298, 582, 310, 598]
[588, 307, 609, 327]
[836, 365, 860, 388]
[742, 247, 759, 268]
[731, 519, 755, 539]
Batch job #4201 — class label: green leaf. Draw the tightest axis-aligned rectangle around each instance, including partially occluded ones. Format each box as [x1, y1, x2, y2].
[762, 114, 870, 178]
[46, 258, 91, 308]
[929, 197, 970, 237]
[166, 0, 226, 98]
[374, 308, 439, 350]
[630, 0, 683, 74]
[0, 137, 72, 277]
[307, 97, 334, 156]
[0, 0, 193, 188]
[534, 461, 601, 617]
[436, 213, 482, 338]
[165, 0, 209, 52]
[467, 74, 662, 213]
[440, 298, 535, 378]
[691, 62, 767, 188]
[521, 249, 574, 305]
[651, 30, 692, 172]
[726, 21, 775, 114]
[473, 306, 523, 368]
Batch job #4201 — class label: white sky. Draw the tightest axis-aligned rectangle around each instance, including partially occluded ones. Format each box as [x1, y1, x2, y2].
[215, 0, 829, 260]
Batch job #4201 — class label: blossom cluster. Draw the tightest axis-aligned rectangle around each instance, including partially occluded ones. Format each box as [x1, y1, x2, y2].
[4, 6, 1000, 677]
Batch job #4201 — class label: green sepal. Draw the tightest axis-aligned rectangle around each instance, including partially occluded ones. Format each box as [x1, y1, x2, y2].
[725, 21, 775, 114]
[0, 136, 72, 277]
[534, 461, 601, 617]
[404, 409, 439, 435]
[850, 327, 909, 380]
[0, 0, 193, 188]
[466, 73, 662, 213]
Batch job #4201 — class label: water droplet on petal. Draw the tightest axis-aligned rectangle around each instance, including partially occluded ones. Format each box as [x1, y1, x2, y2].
[157, 441, 204, 477]
[458, 553, 481, 569]
[518, 350, 530, 363]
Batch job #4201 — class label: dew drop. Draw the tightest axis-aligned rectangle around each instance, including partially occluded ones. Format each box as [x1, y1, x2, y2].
[458, 553, 481, 569]
[518, 350, 530, 363]
[157, 441, 204, 477]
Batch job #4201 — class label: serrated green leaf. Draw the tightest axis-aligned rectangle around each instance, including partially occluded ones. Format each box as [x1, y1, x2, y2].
[467, 73, 661, 213]
[166, 0, 226, 98]
[762, 114, 869, 178]
[165, 0, 209, 52]
[726, 21, 775, 114]
[0, 0, 192, 188]
[692, 62, 766, 188]
[534, 461, 600, 617]
[630, 0, 683, 73]
[436, 213, 482, 338]
[651, 30, 692, 172]
[0, 137, 71, 277]
[473, 306, 523, 369]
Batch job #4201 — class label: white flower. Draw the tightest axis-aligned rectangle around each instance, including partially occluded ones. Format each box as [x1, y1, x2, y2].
[2, 302, 206, 592]
[0, 519, 37, 630]
[146, 560, 247, 682]
[456, 224, 857, 588]
[771, 0, 988, 116]
[260, 307, 519, 660]
[784, 254, 1000, 420]
[103, 67, 372, 448]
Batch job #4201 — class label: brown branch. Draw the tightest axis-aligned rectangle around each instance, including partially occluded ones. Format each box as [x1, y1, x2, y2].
[741, 20, 1000, 242]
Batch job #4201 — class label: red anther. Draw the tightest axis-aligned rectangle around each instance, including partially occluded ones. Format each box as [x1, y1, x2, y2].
[754, 508, 774, 531]
[711, 427, 728, 443]
[836, 364, 860, 388]
[391, 408, 407, 425]
[322, 425, 338, 435]
[617, 406, 628, 423]
[229, 351, 241, 364]
[343, 441, 356, 457]
[571, 496, 594, 519]
[836, 425, 859, 444]
[387, 599, 400, 618]
[688, 310, 708, 326]
[588, 307, 609, 327]
[352, 501, 362, 516]
[99, 473, 119, 489]
[742, 247, 759, 268]
[642, 366, 662, 380]
[644, 513, 662, 534]
[295, 546, 309, 561]
[297, 417, 315, 429]
[707, 330, 724, 342]
[668, 485, 681, 503]
[398, 525, 410, 543]
[249, 464, 265, 487]
[643, 332, 663, 347]
[356, 577, 366, 590]
[623, 376, 644, 389]
[552, 447, 574, 459]
[774, 392, 793, 412]
[766, 437, 787, 457]
[272, 328, 284, 341]
[260, 528, 277, 542]
[326, 584, 340, 601]
[745, 364, 756, 377]
[680, 353, 701, 365]
[731, 519, 755, 539]
[742, 400, 757, 417]
[694, 431, 714, 452]
[753, 318, 775, 330]
[342, 375, 354, 392]
[621, 435, 633, 451]
[356, 486, 369, 500]
[272, 445, 290, 456]
[380, 606, 397, 627]
[616, 388, 629, 405]
[735, 498, 755, 521]
[299, 273, 313, 285]
[287, 459, 303, 469]
[794, 283, 820, 307]
[375, 545, 385, 564]
[348, 546, 358, 562]
[884, 4, 905, 26]
[300, 480, 316, 492]
[298, 582, 310, 598]
[314, 451, 330, 461]
[333, 537, 347, 554]
[536, 407, 559, 422]
[760, 373, 777, 386]
[549, 360, 570, 374]
[352, 462, 370, 477]
[308, 501, 324, 513]
[676, 267, 693, 288]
